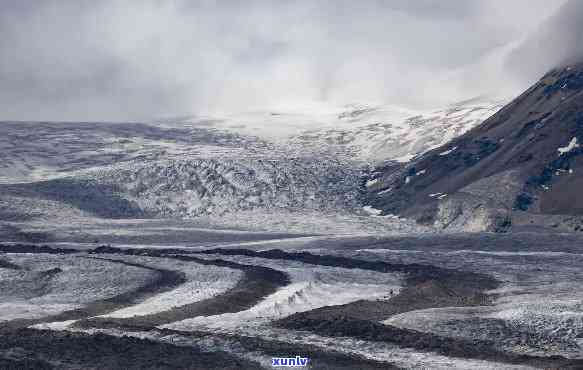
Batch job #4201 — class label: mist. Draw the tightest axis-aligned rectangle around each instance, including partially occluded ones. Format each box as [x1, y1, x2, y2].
[506, 0, 583, 84]
[0, 0, 573, 121]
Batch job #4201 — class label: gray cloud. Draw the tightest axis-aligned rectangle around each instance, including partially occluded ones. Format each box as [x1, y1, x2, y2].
[506, 0, 583, 85]
[0, 0, 570, 121]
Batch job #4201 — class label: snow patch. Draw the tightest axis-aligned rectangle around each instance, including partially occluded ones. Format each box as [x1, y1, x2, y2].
[378, 187, 392, 195]
[365, 178, 379, 187]
[439, 146, 457, 156]
[362, 206, 383, 216]
[394, 154, 416, 163]
[31, 320, 78, 331]
[558, 137, 579, 155]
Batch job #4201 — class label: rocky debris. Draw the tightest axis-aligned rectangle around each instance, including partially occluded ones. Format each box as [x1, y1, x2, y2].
[38, 267, 63, 278]
[0, 243, 79, 254]
[1, 179, 147, 219]
[0, 329, 261, 370]
[273, 249, 581, 368]
[435, 317, 583, 357]
[0, 258, 22, 270]
[418, 192, 512, 232]
[192, 248, 498, 295]
[277, 315, 583, 369]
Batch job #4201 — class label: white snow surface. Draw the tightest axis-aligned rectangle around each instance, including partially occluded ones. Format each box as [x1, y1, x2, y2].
[439, 146, 458, 156]
[0, 98, 503, 184]
[558, 137, 580, 155]
[365, 178, 379, 187]
[377, 187, 392, 195]
[362, 205, 383, 216]
[31, 319, 79, 331]
[289, 98, 505, 163]
[157, 102, 420, 140]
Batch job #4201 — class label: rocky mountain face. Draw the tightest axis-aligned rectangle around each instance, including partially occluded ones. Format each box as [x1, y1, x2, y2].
[367, 63, 583, 232]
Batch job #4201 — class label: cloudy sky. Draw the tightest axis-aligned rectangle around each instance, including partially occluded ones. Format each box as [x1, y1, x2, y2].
[0, 0, 579, 121]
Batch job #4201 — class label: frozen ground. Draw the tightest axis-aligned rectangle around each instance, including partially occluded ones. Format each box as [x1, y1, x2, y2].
[356, 248, 583, 359]
[3, 234, 583, 369]
[0, 253, 155, 321]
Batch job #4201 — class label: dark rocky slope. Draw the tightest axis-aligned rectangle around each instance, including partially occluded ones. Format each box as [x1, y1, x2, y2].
[368, 63, 583, 232]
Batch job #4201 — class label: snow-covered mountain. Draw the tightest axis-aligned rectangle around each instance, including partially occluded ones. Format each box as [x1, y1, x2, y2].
[0, 98, 505, 234]
[288, 98, 507, 163]
[155, 98, 507, 163]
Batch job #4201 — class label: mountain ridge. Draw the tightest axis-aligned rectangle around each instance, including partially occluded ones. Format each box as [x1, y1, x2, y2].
[367, 63, 583, 232]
